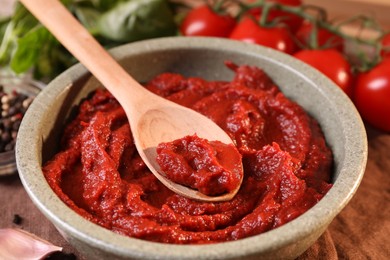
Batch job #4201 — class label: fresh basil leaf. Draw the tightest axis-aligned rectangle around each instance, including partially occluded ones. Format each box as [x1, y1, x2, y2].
[0, 19, 14, 65]
[0, 18, 10, 40]
[12, 3, 39, 33]
[96, 0, 127, 10]
[34, 45, 71, 80]
[10, 26, 51, 73]
[1, 0, 179, 79]
[98, 0, 176, 42]
[74, 7, 101, 35]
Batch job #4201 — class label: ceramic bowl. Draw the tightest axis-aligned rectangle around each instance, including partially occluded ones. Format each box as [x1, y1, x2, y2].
[16, 37, 367, 260]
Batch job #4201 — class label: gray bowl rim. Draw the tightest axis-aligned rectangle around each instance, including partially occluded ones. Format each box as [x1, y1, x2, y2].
[16, 37, 367, 259]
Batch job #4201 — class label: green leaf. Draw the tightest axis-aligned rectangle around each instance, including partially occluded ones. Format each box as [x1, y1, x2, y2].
[12, 3, 39, 33]
[1, 0, 179, 79]
[0, 17, 11, 40]
[96, 0, 126, 10]
[10, 26, 51, 73]
[98, 0, 176, 42]
[0, 3, 42, 64]
[0, 19, 15, 65]
[74, 7, 101, 35]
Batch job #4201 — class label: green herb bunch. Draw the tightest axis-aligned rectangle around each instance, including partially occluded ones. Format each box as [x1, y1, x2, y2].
[0, 0, 177, 81]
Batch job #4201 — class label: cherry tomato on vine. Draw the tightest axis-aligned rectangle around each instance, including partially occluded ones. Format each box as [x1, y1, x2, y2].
[180, 5, 236, 37]
[296, 21, 344, 51]
[246, 0, 303, 33]
[293, 49, 353, 97]
[229, 17, 296, 54]
[354, 58, 390, 131]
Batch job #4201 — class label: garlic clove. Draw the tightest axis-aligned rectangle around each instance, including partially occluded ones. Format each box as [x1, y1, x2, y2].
[0, 228, 62, 260]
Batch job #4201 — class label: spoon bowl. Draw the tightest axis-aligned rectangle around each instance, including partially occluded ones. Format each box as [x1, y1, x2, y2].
[20, 0, 243, 201]
[135, 104, 243, 202]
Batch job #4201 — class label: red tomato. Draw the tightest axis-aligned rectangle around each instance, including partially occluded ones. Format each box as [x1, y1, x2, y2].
[247, 0, 303, 32]
[296, 21, 344, 51]
[293, 49, 353, 97]
[229, 17, 296, 54]
[180, 5, 236, 37]
[354, 58, 390, 131]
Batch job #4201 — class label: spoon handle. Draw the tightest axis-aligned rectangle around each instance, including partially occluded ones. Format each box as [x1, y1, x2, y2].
[19, 0, 150, 110]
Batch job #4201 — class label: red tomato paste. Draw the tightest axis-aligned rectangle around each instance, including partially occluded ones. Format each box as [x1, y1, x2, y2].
[43, 62, 333, 244]
[156, 134, 243, 196]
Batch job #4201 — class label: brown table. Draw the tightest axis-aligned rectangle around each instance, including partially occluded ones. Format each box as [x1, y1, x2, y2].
[1, 124, 389, 259]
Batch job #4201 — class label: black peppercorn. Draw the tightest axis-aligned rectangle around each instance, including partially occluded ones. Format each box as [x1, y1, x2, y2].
[0, 84, 35, 153]
[45, 252, 77, 260]
[12, 214, 23, 225]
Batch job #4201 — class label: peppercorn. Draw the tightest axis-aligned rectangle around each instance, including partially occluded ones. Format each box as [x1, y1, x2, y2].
[45, 252, 77, 260]
[12, 214, 23, 225]
[0, 84, 34, 153]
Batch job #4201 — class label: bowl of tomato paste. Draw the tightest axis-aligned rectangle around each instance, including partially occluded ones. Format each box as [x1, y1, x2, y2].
[16, 37, 367, 260]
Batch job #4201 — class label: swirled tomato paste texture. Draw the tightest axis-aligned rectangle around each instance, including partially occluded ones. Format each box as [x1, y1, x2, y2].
[43, 62, 333, 244]
[156, 134, 243, 196]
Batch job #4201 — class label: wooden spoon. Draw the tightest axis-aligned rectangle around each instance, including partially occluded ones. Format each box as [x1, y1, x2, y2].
[20, 0, 243, 202]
